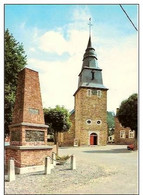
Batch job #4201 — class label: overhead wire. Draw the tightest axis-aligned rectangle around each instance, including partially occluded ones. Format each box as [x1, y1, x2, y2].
[119, 4, 138, 31]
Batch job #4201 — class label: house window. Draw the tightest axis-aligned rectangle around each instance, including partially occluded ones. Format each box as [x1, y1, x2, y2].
[97, 90, 102, 97]
[129, 130, 135, 138]
[86, 119, 92, 125]
[120, 130, 125, 138]
[87, 89, 92, 97]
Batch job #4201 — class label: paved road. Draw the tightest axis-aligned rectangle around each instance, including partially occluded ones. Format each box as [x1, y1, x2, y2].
[5, 145, 138, 194]
[59, 145, 138, 194]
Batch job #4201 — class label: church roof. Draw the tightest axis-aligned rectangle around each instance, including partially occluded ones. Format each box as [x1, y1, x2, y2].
[75, 33, 108, 95]
[70, 109, 75, 115]
[83, 36, 97, 62]
[79, 82, 107, 89]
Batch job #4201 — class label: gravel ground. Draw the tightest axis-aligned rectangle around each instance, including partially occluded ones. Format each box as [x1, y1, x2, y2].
[5, 145, 138, 194]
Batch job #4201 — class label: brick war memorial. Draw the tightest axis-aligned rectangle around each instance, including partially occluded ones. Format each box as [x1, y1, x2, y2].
[5, 68, 56, 174]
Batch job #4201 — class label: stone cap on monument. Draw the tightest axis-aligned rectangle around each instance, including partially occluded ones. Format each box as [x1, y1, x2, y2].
[12, 68, 45, 125]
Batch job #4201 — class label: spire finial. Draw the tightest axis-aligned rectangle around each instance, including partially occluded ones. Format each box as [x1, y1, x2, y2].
[88, 18, 92, 37]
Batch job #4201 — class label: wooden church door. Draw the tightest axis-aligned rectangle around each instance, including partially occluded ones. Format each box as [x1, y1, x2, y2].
[90, 133, 97, 145]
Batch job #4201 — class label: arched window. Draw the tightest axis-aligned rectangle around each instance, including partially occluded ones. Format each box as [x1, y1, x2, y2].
[97, 90, 102, 97]
[87, 89, 92, 97]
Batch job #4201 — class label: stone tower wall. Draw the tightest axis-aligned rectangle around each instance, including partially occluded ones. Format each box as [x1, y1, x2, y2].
[75, 88, 108, 145]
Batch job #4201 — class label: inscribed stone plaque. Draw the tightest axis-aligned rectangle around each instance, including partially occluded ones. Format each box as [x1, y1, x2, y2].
[29, 108, 39, 114]
[25, 130, 44, 142]
[11, 130, 20, 141]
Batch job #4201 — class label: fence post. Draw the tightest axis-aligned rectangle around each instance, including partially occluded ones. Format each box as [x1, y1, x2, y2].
[71, 155, 76, 170]
[45, 157, 51, 174]
[8, 159, 15, 182]
[52, 152, 56, 167]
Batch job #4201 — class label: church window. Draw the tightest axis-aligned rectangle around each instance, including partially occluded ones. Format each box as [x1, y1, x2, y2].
[92, 89, 97, 95]
[97, 90, 102, 97]
[129, 130, 135, 138]
[86, 119, 92, 125]
[96, 120, 102, 125]
[87, 89, 92, 97]
[120, 130, 125, 138]
[91, 70, 95, 80]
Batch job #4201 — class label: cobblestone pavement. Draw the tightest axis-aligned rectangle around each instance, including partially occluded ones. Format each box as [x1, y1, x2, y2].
[5, 145, 138, 194]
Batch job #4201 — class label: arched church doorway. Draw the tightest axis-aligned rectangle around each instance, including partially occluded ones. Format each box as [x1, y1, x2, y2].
[90, 133, 98, 145]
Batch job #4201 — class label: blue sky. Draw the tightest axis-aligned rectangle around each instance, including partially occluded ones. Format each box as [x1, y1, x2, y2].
[5, 5, 137, 42]
[4, 4, 138, 112]
[5, 5, 137, 30]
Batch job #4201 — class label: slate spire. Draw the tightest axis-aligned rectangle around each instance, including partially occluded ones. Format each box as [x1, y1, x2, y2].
[75, 19, 108, 93]
[87, 35, 92, 48]
[83, 35, 97, 63]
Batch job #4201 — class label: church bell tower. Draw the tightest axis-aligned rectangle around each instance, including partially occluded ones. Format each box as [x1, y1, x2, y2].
[74, 19, 108, 146]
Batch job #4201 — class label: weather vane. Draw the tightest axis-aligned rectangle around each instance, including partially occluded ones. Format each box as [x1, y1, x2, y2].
[88, 18, 93, 37]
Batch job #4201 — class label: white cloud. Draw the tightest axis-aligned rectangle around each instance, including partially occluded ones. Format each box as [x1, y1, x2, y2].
[38, 29, 89, 57]
[72, 6, 90, 22]
[99, 34, 138, 112]
[39, 31, 68, 55]
[20, 22, 26, 29]
[38, 6, 92, 57]
[27, 53, 81, 111]
[26, 7, 137, 112]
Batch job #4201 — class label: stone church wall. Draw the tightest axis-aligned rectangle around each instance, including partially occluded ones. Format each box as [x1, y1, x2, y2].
[59, 112, 75, 146]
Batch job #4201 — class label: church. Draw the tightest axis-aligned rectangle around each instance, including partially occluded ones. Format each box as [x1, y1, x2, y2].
[59, 27, 108, 146]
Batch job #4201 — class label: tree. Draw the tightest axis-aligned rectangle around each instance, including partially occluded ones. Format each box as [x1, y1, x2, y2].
[44, 105, 71, 152]
[107, 111, 115, 136]
[116, 93, 138, 138]
[4, 29, 27, 135]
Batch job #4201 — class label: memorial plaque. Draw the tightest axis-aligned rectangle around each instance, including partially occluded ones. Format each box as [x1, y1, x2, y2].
[11, 130, 20, 141]
[29, 108, 39, 114]
[25, 130, 44, 142]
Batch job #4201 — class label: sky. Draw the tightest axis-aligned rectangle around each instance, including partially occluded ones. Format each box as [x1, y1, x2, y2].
[4, 4, 138, 113]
